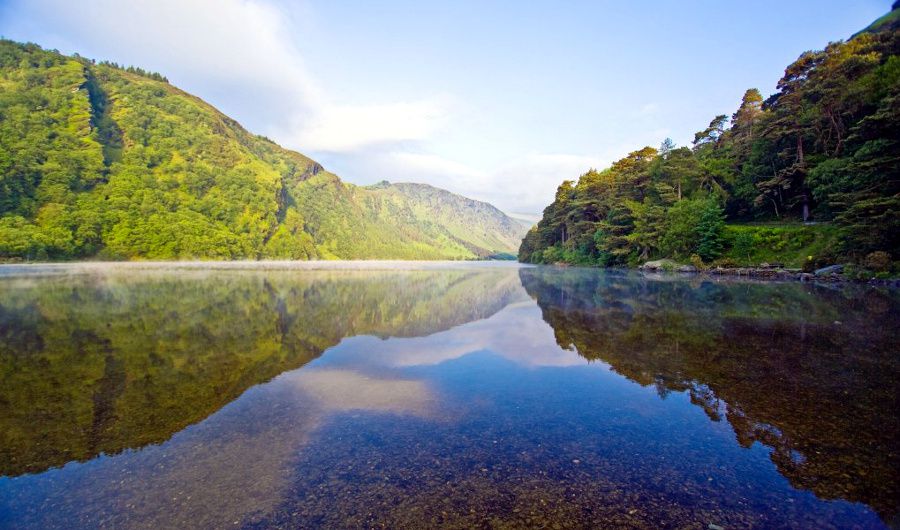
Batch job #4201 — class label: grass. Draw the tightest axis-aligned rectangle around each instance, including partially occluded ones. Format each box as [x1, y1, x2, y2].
[719, 222, 841, 268]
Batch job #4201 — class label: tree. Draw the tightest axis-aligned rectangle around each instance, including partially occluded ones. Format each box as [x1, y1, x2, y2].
[695, 200, 726, 261]
[731, 89, 764, 159]
[693, 115, 729, 151]
[652, 146, 700, 201]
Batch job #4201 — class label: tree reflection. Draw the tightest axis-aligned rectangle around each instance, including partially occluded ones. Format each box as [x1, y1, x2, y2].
[520, 267, 900, 521]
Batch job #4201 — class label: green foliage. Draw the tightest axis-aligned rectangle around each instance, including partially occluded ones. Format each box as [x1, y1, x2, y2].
[731, 230, 755, 263]
[720, 223, 840, 267]
[521, 11, 899, 266]
[659, 199, 724, 261]
[696, 201, 726, 261]
[0, 40, 522, 261]
[261, 210, 316, 259]
[519, 148, 729, 267]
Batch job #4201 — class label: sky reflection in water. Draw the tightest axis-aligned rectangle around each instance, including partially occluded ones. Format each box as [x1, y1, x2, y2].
[0, 263, 897, 529]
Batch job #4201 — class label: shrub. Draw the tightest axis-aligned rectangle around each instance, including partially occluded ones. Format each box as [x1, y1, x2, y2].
[863, 251, 891, 272]
[689, 254, 705, 270]
[696, 201, 725, 261]
[713, 257, 738, 268]
[731, 230, 754, 263]
[660, 199, 725, 261]
[541, 246, 564, 264]
[802, 255, 815, 273]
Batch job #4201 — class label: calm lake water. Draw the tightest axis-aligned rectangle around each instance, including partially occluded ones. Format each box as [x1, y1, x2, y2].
[0, 262, 897, 529]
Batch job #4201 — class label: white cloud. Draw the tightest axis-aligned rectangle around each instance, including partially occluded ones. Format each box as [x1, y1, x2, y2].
[292, 369, 437, 416]
[1, 0, 450, 152]
[322, 301, 588, 371]
[4, 0, 315, 97]
[490, 153, 607, 211]
[362, 151, 606, 214]
[284, 96, 454, 152]
[0, 0, 649, 213]
[381, 152, 485, 189]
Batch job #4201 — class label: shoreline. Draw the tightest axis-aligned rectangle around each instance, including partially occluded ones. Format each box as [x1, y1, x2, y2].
[544, 261, 900, 287]
[0, 260, 529, 277]
[652, 267, 899, 287]
[2, 259, 897, 287]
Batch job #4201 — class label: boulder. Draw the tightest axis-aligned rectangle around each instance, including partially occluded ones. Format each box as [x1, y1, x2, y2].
[814, 264, 844, 276]
[640, 259, 697, 273]
[640, 259, 678, 271]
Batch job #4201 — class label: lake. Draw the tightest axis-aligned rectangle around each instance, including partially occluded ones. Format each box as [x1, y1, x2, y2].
[0, 262, 897, 529]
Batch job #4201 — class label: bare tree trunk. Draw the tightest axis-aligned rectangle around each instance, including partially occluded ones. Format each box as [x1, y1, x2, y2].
[827, 108, 843, 155]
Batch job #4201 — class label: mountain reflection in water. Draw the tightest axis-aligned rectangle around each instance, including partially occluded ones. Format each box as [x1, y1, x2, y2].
[0, 263, 896, 529]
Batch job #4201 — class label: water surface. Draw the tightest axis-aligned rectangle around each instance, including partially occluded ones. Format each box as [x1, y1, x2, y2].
[0, 262, 897, 528]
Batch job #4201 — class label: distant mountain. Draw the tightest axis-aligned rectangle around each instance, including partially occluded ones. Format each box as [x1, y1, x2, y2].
[506, 212, 540, 228]
[365, 181, 528, 257]
[0, 40, 524, 261]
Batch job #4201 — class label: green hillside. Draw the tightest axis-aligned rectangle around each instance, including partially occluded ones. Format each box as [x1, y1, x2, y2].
[520, 7, 899, 271]
[367, 181, 529, 256]
[0, 40, 523, 261]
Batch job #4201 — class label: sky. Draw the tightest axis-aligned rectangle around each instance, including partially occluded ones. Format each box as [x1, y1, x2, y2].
[0, 0, 892, 214]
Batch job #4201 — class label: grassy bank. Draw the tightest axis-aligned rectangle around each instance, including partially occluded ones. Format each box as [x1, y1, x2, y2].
[719, 222, 841, 268]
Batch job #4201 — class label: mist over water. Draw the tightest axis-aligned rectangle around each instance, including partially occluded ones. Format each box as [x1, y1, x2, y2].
[0, 263, 897, 529]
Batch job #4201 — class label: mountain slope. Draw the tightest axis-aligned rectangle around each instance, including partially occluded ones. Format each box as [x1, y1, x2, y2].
[0, 40, 523, 260]
[365, 181, 528, 256]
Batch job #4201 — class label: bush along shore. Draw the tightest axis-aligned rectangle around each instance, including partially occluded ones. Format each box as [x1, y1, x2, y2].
[637, 257, 899, 286]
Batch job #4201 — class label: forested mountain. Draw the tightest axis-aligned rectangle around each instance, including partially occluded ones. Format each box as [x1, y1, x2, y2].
[0, 40, 522, 261]
[520, 6, 899, 271]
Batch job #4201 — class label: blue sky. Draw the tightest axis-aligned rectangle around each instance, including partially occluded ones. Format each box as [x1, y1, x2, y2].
[0, 0, 892, 213]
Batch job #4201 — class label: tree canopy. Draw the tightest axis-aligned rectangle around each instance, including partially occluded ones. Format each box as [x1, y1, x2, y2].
[521, 15, 899, 267]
